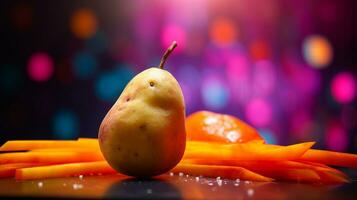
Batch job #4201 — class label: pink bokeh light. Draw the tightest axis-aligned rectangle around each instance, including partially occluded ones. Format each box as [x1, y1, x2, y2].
[226, 54, 249, 82]
[326, 121, 348, 152]
[252, 60, 276, 97]
[331, 72, 356, 104]
[27, 52, 54, 82]
[245, 98, 272, 127]
[161, 24, 186, 51]
[226, 54, 251, 105]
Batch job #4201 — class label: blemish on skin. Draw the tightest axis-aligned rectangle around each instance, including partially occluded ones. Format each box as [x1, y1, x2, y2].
[126, 97, 130, 102]
[117, 147, 121, 151]
[99, 124, 108, 143]
[149, 81, 155, 87]
[139, 124, 147, 130]
[134, 152, 139, 157]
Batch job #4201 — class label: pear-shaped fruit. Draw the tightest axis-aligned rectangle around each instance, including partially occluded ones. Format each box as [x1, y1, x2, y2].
[98, 42, 186, 177]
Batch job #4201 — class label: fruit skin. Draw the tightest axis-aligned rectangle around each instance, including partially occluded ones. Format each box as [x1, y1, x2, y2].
[186, 111, 263, 144]
[98, 67, 186, 177]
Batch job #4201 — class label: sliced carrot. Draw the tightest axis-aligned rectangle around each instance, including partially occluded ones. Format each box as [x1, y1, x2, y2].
[314, 169, 350, 184]
[182, 159, 348, 183]
[254, 143, 357, 168]
[30, 148, 100, 152]
[300, 149, 357, 168]
[0, 163, 47, 178]
[181, 159, 315, 182]
[77, 138, 98, 141]
[0, 151, 104, 164]
[172, 163, 273, 182]
[299, 161, 349, 179]
[15, 161, 118, 180]
[184, 141, 315, 161]
[0, 139, 99, 151]
[270, 168, 320, 183]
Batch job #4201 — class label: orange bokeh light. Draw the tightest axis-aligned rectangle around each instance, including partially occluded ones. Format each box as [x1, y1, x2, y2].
[70, 8, 97, 39]
[303, 35, 333, 69]
[210, 17, 238, 46]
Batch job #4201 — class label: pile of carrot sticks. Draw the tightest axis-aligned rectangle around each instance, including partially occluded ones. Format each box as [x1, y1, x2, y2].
[0, 137, 356, 184]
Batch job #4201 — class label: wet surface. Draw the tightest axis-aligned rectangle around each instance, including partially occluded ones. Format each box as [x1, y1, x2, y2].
[0, 172, 356, 199]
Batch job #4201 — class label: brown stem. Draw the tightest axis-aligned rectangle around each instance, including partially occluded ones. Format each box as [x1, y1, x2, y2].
[158, 41, 178, 69]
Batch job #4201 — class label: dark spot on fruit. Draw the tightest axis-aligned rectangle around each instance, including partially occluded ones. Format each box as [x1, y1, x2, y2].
[117, 147, 121, 151]
[134, 152, 139, 157]
[139, 124, 147, 130]
[149, 81, 155, 87]
[126, 97, 130, 102]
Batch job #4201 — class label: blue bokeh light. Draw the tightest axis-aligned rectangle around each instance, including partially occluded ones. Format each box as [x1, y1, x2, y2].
[95, 65, 135, 102]
[52, 109, 79, 139]
[73, 51, 97, 79]
[202, 78, 229, 110]
[258, 129, 277, 144]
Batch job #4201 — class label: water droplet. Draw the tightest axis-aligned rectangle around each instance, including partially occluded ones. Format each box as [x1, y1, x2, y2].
[245, 180, 251, 184]
[217, 179, 223, 186]
[73, 183, 83, 190]
[247, 188, 254, 197]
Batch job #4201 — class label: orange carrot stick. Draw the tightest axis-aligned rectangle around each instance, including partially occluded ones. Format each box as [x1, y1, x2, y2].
[314, 169, 350, 184]
[15, 161, 118, 180]
[300, 149, 357, 168]
[77, 138, 98, 141]
[30, 148, 100, 152]
[182, 159, 348, 183]
[172, 163, 273, 182]
[0, 140, 99, 151]
[184, 141, 315, 161]
[0, 163, 48, 178]
[0, 151, 104, 164]
[299, 161, 348, 179]
[255, 143, 357, 168]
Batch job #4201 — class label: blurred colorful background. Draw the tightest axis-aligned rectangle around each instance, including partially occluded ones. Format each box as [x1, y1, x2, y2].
[0, 0, 356, 152]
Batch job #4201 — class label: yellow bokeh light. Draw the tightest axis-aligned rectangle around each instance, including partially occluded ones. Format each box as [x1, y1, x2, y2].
[70, 8, 97, 39]
[210, 17, 238, 46]
[303, 35, 333, 69]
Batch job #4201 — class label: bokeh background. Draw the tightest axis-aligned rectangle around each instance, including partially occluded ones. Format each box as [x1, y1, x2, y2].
[0, 0, 356, 152]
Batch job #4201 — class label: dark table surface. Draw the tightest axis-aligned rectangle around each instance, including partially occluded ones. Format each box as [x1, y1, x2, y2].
[0, 170, 357, 200]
